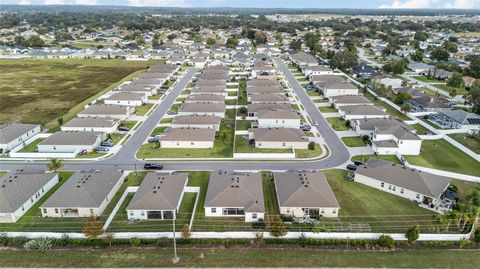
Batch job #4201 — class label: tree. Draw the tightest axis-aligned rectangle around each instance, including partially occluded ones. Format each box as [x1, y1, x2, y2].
[330, 50, 358, 71]
[414, 31, 428, 42]
[467, 56, 480, 78]
[206, 37, 216, 46]
[238, 106, 247, 116]
[181, 224, 191, 240]
[394, 92, 412, 104]
[449, 88, 458, 101]
[308, 142, 315, 150]
[466, 80, 480, 113]
[447, 72, 464, 88]
[254, 232, 265, 247]
[442, 41, 458, 53]
[405, 224, 420, 244]
[47, 158, 64, 172]
[254, 31, 266, 44]
[226, 37, 238, 48]
[289, 39, 302, 51]
[378, 235, 395, 248]
[401, 103, 411, 113]
[269, 216, 287, 238]
[82, 216, 104, 239]
[103, 232, 114, 248]
[411, 49, 423, 62]
[431, 48, 449, 62]
[57, 117, 64, 126]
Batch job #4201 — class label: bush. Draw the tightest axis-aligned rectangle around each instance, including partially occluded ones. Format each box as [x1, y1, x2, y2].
[252, 220, 266, 229]
[129, 237, 141, 246]
[405, 225, 420, 243]
[0, 232, 8, 246]
[308, 142, 315, 150]
[23, 238, 53, 251]
[474, 228, 480, 244]
[345, 119, 351, 127]
[377, 235, 395, 248]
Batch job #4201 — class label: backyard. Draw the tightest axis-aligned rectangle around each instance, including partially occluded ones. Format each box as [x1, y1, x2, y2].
[351, 154, 402, 164]
[404, 139, 480, 177]
[0, 58, 156, 127]
[448, 133, 480, 154]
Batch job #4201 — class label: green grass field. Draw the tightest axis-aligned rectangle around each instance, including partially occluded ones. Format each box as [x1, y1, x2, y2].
[1, 249, 479, 268]
[448, 133, 480, 154]
[235, 120, 252, 130]
[435, 84, 468, 96]
[0, 59, 156, 127]
[404, 139, 480, 176]
[342, 136, 365, 147]
[319, 106, 338, 113]
[410, 123, 430, 135]
[295, 143, 323, 158]
[135, 104, 154, 116]
[18, 138, 43, 152]
[326, 117, 349, 131]
[351, 154, 402, 164]
[413, 76, 443, 84]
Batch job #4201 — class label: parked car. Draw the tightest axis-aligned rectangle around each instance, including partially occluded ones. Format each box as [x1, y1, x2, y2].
[314, 121, 319, 126]
[353, 160, 365, 166]
[346, 164, 357, 171]
[148, 136, 160, 143]
[144, 163, 164, 170]
[301, 124, 311, 131]
[95, 146, 110, 152]
[101, 141, 114, 147]
[118, 126, 130, 132]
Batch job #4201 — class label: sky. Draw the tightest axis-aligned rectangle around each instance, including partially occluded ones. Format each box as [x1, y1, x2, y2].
[3, 0, 480, 9]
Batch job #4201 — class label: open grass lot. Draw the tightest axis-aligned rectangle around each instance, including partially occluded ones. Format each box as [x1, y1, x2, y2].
[135, 104, 154, 116]
[295, 143, 323, 158]
[448, 133, 480, 154]
[435, 84, 468, 96]
[235, 136, 292, 154]
[17, 138, 43, 152]
[404, 139, 480, 177]
[326, 117, 349, 131]
[307, 90, 321, 96]
[342, 136, 365, 147]
[150, 126, 167, 136]
[0, 59, 156, 127]
[313, 98, 329, 103]
[109, 133, 125, 145]
[1, 249, 479, 268]
[107, 192, 196, 232]
[324, 170, 435, 233]
[351, 154, 402, 164]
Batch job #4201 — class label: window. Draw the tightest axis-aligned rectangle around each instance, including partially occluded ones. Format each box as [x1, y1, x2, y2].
[252, 213, 257, 219]
[320, 209, 325, 214]
[22, 206, 24, 211]
[43, 209, 47, 214]
[191, 142, 194, 145]
[332, 209, 336, 214]
[380, 182, 384, 187]
[31, 198, 33, 202]
[392, 186, 396, 191]
[388, 185, 392, 190]
[416, 194, 420, 199]
[129, 212, 133, 216]
[42, 188, 44, 193]
[282, 142, 286, 146]
[400, 188, 404, 194]
[54, 208, 59, 214]
[90, 209, 94, 214]
[211, 208, 216, 213]
[141, 211, 145, 216]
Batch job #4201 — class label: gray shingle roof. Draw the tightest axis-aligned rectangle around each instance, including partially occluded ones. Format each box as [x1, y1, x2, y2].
[41, 170, 123, 208]
[172, 115, 222, 125]
[0, 169, 58, 213]
[250, 128, 307, 143]
[332, 95, 372, 105]
[126, 173, 188, 211]
[257, 109, 299, 120]
[274, 172, 339, 208]
[355, 158, 451, 198]
[179, 102, 226, 113]
[63, 117, 118, 128]
[161, 128, 216, 142]
[205, 171, 265, 213]
[186, 94, 225, 102]
[79, 104, 129, 116]
[338, 105, 387, 116]
[105, 92, 146, 101]
[0, 123, 39, 144]
[247, 103, 292, 113]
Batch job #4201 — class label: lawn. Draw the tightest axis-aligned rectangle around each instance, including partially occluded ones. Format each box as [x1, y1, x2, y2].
[364, 91, 410, 120]
[150, 126, 167, 136]
[227, 91, 238, 96]
[319, 106, 338, 113]
[0, 59, 155, 127]
[237, 80, 247, 105]
[135, 104, 154, 116]
[234, 136, 292, 154]
[159, 118, 173, 124]
[404, 139, 480, 177]
[261, 172, 280, 225]
[313, 98, 329, 103]
[107, 192, 196, 232]
[225, 99, 237, 106]
[148, 94, 162, 100]
[413, 76, 443, 84]
[324, 169, 435, 233]
[342, 136, 365, 147]
[109, 133, 125, 145]
[326, 117, 349, 131]
[307, 90, 321, 96]
[295, 143, 323, 158]
[351, 154, 402, 164]
[410, 123, 430, 135]
[18, 138, 43, 152]
[235, 120, 251, 130]
[180, 89, 191, 95]
[169, 103, 181, 113]
[137, 120, 234, 159]
[120, 120, 138, 130]
[435, 84, 468, 96]
[2, 249, 479, 268]
[448, 133, 480, 154]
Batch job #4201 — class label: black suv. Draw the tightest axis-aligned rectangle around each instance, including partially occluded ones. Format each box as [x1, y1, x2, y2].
[144, 163, 164, 170]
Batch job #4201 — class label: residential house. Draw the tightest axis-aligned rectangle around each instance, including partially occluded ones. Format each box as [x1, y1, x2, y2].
[78, 104, 133, 120]
[104, 92, 147, 107]
[247, 103, 293, 117]
[338, 105, 388, 120]
[428, 110, 480, 130]
[274, 172, 340, 218]
[126, 173, 188, 220]
[330, 95, 372, 108]
[177, 102, 226, 118]
[256, 109, 301, 129]
[37, 131, 104, 154]
[320, 82, 359, 98]
[0, 123, 41, 153]
[171, 115, 222, 131]
[40, 170, 125, 218]
[248, 128, 309, 149]
[61, 117, 119, 133]
[159, 128, 216, 148]
[205, 171, 265, 222]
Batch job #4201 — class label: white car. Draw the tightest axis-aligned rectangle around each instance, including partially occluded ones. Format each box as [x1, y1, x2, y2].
[314, 121, 319, 126]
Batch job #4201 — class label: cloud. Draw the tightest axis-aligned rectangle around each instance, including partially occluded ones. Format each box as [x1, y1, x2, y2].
[128, 0, 190, 7]
[379, 0, 479, 8]
[44, 0, 65, 4]
[74, 0, 97, 4]
[18, 0, 31, 4]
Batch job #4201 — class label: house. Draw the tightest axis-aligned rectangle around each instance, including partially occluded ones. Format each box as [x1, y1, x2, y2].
[289, 52, 318, 66]
[204, 171, 265, 222]
[251, 66, 276, 79]
[406, 96, 450, 112]
[171, 115, 222, 131]
[463, 76, 476, 88]
[185, 94, 225, 103]
[303, 65, 334, 76]
[191, 86, 227, 96]
[311, 74, 343, 85]
[376, 77, 403, 89]
[37, 131, 104, 154]
[247, 86, 284, 96]
[354, 159, 451, 210]
[177, 102, 226, 118]
[256, 109, 301, 129]
[338, 105, 388, 120]
[408, 62, 434, 74]
[0, 169, 58, 223]
[117, 83, 157, 96]
[40, 170, 125, 218]
[78, 104, 133, 120]
[427, 110, 480, 130]
[249, 93, 290, 104]
[248, 128, 309, 149]
[0, 123, 41, 153]
[61, 117, 119, 133]
[274, 172, 340, 218]
[126, 173, 188, 220]
[369, 123, 422, 155]
[353, 63, 377, 78]
[159, 128, 216, 148]
[104, 92, 147, 107]
[320, 82, 359, 98]
[330, 95, 372, 108]
[247, 103, 293, 117]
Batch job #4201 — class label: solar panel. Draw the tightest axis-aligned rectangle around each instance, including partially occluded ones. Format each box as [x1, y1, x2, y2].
[467, 118, 480, 124]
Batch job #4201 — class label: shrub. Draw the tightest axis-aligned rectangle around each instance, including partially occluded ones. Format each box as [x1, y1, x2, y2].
[23, 238, 53, 251]
[0, 232, 8, 246]
[378, 235, 395, 248]
[251, 220, 266, 229]
[269, 216, 288, 238]
[181, 224, 191, 240]
[129, 237, 141, 246]
[474, 228, 480, 244]
[345, 119, 351, 127]
[308, 142, 315, 150]
[405, 225, 420, 244]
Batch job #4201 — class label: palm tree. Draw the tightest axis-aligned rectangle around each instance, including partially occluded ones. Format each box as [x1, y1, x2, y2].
[47, 158, 64, 172]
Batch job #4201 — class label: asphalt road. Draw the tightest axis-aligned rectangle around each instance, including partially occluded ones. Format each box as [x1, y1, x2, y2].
[0, 61, 350, 172]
